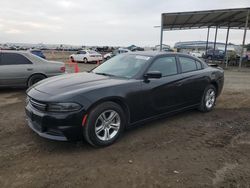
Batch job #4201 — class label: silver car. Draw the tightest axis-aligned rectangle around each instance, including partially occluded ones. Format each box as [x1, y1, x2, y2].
[0, 51, 65, 87]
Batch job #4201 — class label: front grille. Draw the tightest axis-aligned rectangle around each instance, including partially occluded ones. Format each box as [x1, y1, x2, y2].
[30, 98, 47, 111]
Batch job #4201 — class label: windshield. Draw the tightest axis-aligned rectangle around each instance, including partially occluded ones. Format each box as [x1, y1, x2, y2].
[92, 54, 151, 78]
[88, 50, 98, 54]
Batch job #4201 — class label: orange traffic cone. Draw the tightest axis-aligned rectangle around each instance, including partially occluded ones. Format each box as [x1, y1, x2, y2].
[69, 58, 74, 67]
[74, 62, 79, 73]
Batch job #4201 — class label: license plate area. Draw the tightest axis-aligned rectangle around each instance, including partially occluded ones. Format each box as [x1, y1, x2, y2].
[26, 107, 45, 132]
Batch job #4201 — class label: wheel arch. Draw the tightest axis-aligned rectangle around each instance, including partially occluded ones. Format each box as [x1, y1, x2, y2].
[86, 97, 131, 126]
[210, 81, 218, 95]
[26, 73, 47, 86]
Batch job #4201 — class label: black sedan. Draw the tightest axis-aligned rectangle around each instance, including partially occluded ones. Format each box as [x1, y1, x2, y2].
[25, 51, 224, 147]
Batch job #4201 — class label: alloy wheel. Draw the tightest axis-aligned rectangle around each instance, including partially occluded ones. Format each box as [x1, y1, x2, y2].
[205, 88, 215, 109]
[95, 110, 121, 141]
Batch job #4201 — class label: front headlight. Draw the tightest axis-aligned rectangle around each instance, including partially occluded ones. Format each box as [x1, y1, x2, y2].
[47, 103, 82, 112]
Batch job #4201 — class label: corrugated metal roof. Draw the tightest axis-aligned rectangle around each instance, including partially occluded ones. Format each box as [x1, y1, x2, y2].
[162, 8, 250, 30]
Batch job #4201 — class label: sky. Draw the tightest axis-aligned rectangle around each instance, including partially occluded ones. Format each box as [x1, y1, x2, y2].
[0, 0, 250, 47]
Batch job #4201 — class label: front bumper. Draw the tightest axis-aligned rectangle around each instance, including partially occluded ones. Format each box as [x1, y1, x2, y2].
[25, 100, 85, 141]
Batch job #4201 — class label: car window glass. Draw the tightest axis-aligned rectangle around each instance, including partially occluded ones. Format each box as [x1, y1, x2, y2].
[148, 56, 177, 77]
[93, 54, 150, 78]
[1, 53, 32, 65]
[89, 50, 97, 54]
[196, 61, 202, 69]
[179, 57, 197, 73]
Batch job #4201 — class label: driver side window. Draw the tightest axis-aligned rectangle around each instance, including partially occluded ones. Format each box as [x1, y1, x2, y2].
[148, 56, 178, 77]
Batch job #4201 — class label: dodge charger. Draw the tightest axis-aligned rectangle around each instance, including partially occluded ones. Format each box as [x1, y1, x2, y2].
[25, 51, 224, 147]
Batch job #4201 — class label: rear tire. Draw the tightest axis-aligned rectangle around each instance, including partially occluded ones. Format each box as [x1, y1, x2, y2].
[83, 58, 88, 64]
[198, 85, 217, 112]
[27, 74, 46, 87]
[83, 102, 126, 147]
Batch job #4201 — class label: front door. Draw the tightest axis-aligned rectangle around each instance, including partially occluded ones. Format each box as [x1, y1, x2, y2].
[141, 56, 184, 118]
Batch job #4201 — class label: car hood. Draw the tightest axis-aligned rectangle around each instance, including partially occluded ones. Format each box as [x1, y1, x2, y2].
[32, 72, 126, 97]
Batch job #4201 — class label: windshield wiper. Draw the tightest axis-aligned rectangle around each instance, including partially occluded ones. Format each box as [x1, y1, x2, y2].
[94, 72, 115, 77]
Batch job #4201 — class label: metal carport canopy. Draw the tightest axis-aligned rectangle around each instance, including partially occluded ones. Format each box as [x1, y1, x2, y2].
[161, 8, 250, 30]
[160, 7, 250, 69]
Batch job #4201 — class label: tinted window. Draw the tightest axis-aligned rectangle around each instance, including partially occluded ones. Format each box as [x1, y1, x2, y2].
[1, 53, 32, 65]
[179, 57, 197, 73]
[148, 56, 177, 77]
[196, 61, 202, 70]
[77, 51, 86, 54]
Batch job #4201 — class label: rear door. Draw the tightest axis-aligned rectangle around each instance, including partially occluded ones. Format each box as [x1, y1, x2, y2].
[0, 52, 34, 86]
[177, 55, 209, 106]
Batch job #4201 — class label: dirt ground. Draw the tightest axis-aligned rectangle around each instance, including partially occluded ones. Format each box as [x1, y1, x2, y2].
[1, 60, 250, 187]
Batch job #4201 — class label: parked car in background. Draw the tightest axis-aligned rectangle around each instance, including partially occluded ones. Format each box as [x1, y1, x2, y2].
[190, 51, 204, 58]
[26, 51, 224, 147]
[203, 49, 225, 60]
[104, 48, 131, 60]
[29, 49, 46, 59]
[70, 50, 103, 63]
[0, 51, 65, 87]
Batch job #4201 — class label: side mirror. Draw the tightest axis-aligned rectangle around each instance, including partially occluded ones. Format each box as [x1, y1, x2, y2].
[144, 71, 162, 79]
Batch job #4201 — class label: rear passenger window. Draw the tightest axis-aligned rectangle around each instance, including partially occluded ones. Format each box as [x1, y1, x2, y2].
[179, 57, 197, 73]
[148, 56, 177, 77]
[1, 53, 32, 65]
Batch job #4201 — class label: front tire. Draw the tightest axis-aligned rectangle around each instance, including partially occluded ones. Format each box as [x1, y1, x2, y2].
[198, 85, 217, 112]
[83, 102, 126, 147]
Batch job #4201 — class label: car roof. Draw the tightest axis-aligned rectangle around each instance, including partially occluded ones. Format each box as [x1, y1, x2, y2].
[0, 50, 30, 55]
[128, 51, 186, 57]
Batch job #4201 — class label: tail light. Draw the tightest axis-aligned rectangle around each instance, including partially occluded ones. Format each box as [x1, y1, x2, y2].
[60, 66, 66, 72]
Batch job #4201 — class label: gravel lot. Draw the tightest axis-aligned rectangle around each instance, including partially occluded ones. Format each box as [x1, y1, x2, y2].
[0, 60, 250, 187]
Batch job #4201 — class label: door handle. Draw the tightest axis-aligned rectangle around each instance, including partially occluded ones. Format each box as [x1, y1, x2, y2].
[27, 68, 33, 71]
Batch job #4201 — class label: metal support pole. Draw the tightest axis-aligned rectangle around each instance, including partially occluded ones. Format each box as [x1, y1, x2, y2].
[239, 10, 249, 69]
[224, 26, 230, 68]
[213, 26, 218, 50]
[205, 27, 210, 56]
[160, 14, 164, 51]
[213, 26, 218, 63]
